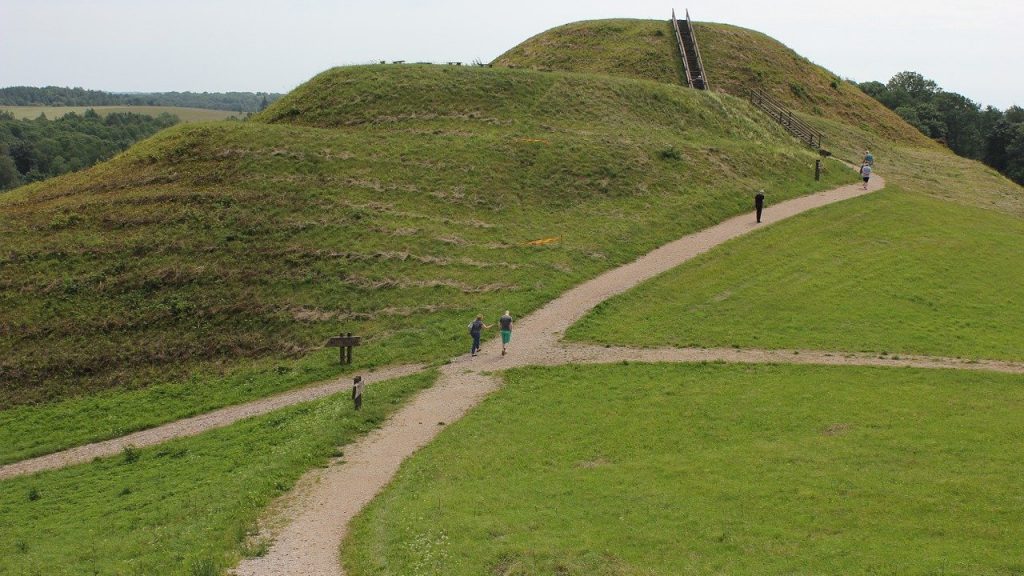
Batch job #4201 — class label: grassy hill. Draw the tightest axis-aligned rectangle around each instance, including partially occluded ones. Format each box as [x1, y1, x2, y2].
[0, 65, 847, 429]
[3, 15, 1023, 576]
[506, 21, 1024, 359]
[494, 19, 931, 148]
[494, 19, 1021, 216]
[492, 19, 687, 86]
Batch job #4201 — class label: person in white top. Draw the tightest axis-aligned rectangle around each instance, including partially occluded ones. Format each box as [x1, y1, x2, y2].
[860, 163, 872, 190]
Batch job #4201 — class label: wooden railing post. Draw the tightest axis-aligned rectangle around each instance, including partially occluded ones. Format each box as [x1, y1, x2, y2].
[686, 10, 709, 91]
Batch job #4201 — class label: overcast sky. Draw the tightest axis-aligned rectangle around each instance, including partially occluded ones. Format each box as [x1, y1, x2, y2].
[1, 0, 1020, 109]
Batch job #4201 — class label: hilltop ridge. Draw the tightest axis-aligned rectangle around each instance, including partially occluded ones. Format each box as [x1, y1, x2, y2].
[494, 18, 933, 149]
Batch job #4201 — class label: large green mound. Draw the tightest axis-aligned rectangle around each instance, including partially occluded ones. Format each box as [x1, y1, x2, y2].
[0, 64, 847, 412]
[495, 19, 931, 147]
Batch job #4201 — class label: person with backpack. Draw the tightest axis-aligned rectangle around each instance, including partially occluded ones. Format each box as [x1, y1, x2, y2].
[468, 315, 491, 356]
[860, 163, 872, 190]
[498, 310, 513, 356]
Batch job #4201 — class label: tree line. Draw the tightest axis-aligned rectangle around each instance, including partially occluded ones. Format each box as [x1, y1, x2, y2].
[0, 86, 281, 113]
[0, 110, 179, 191]
[859, 72, 1024, 185]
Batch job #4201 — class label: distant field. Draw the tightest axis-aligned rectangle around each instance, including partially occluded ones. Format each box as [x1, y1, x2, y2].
[1, 105, 243, 122]
[344, 363, 1024, 575]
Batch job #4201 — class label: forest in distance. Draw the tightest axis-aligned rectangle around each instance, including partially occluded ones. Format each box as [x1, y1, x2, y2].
[0, 86, 284, 191]
[0, 86, 281, 113]
[0, 110, 178, 190]
[859, 71, 1024, 185]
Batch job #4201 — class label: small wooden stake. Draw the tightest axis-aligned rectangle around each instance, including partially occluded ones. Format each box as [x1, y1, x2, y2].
[352, 376, 364, 410]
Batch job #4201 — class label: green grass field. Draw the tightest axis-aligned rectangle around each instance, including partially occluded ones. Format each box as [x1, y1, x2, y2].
[0, 370, 435, 575]
[567, 189, 1024, 360]
[1, 105, 243, 122]
[343, 363, 1024, 575]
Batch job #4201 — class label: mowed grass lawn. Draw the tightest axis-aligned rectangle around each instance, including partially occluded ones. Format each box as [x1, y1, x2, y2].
[344, 363, 1024, 575]
[567, 189, 1024, 361]
[0, 105, 243, 122]
[0, 370, 435, 575]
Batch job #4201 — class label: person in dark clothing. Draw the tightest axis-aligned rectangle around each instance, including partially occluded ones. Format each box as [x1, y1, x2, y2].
[755, 190, 765, 223]
[498, 310, 513, 356]
[468, 315, 491, 357]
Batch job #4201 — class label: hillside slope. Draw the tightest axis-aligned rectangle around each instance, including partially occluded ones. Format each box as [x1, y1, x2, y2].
[0, 64, 848, 409]
[494, 19, 930, 147]
[494, 18, 1022, 216]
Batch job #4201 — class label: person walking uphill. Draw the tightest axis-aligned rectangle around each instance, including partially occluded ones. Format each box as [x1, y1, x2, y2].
[860, 163, 872, 190]
[468, 315, 491, 357]
[499, 310, 513, 356]
[754, 190, 765, 223]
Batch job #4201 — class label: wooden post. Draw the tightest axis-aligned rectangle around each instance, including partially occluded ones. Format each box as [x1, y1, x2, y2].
[815, 159, 821, 181]
[326, 334, 361, 365]
[352, 376, 364, 410]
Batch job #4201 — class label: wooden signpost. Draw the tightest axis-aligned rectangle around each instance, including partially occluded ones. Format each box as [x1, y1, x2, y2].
[326, 333, 361, 365]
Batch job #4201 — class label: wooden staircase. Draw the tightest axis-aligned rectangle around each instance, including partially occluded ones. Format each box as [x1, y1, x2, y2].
[749, 88, 824, 149]
[672, 9, 708, 90]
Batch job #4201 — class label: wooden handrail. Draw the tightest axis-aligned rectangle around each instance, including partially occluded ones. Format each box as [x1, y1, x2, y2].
[685, 10, 709, 91]
[671, 9, 693, 87]
[749, 88, 823, 147]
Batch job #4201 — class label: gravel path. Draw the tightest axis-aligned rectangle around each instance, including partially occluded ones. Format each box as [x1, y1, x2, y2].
[551, 344, 1024, 374]
[232, 174, 893, 575]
